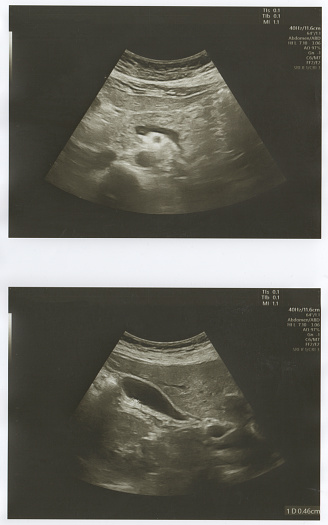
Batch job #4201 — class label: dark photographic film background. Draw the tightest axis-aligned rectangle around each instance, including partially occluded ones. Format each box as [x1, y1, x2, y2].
[8, 288, 320, 519]
[9, 6, 321, 237]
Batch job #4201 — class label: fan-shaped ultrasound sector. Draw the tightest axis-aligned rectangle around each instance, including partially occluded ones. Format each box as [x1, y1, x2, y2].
[72, 331, 284, 496]
[46, 50, 284, 214]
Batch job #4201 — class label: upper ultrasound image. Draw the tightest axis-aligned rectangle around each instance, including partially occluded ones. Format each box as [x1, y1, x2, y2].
[9, 7, 321, 237]
[46, 49, 284, 214]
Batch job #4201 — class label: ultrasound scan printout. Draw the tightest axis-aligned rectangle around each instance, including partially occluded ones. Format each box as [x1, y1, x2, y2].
[9, 7, 321, 238]
[8, 288, 320, 520]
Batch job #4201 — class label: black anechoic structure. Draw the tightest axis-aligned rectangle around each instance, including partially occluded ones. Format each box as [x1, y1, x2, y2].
[46, 50, 284, 214]
[72, 332, 284, 496]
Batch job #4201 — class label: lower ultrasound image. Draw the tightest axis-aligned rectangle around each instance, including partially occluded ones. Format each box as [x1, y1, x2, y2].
[8, 288, 320, 519]
[72, 331, 283, 496]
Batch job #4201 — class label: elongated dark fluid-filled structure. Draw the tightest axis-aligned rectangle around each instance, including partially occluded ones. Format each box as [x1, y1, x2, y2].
[46, 50, 284, 214]
[72, 332, 284, 496]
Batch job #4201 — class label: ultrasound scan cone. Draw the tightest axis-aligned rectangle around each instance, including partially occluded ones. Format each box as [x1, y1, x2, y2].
[72, 332, 284, 496]
[46, 50, 284, 214]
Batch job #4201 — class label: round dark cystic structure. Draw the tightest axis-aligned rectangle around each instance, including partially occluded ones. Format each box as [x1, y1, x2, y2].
[72, 332, 284, 496]
[46, 50, 284, 215]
